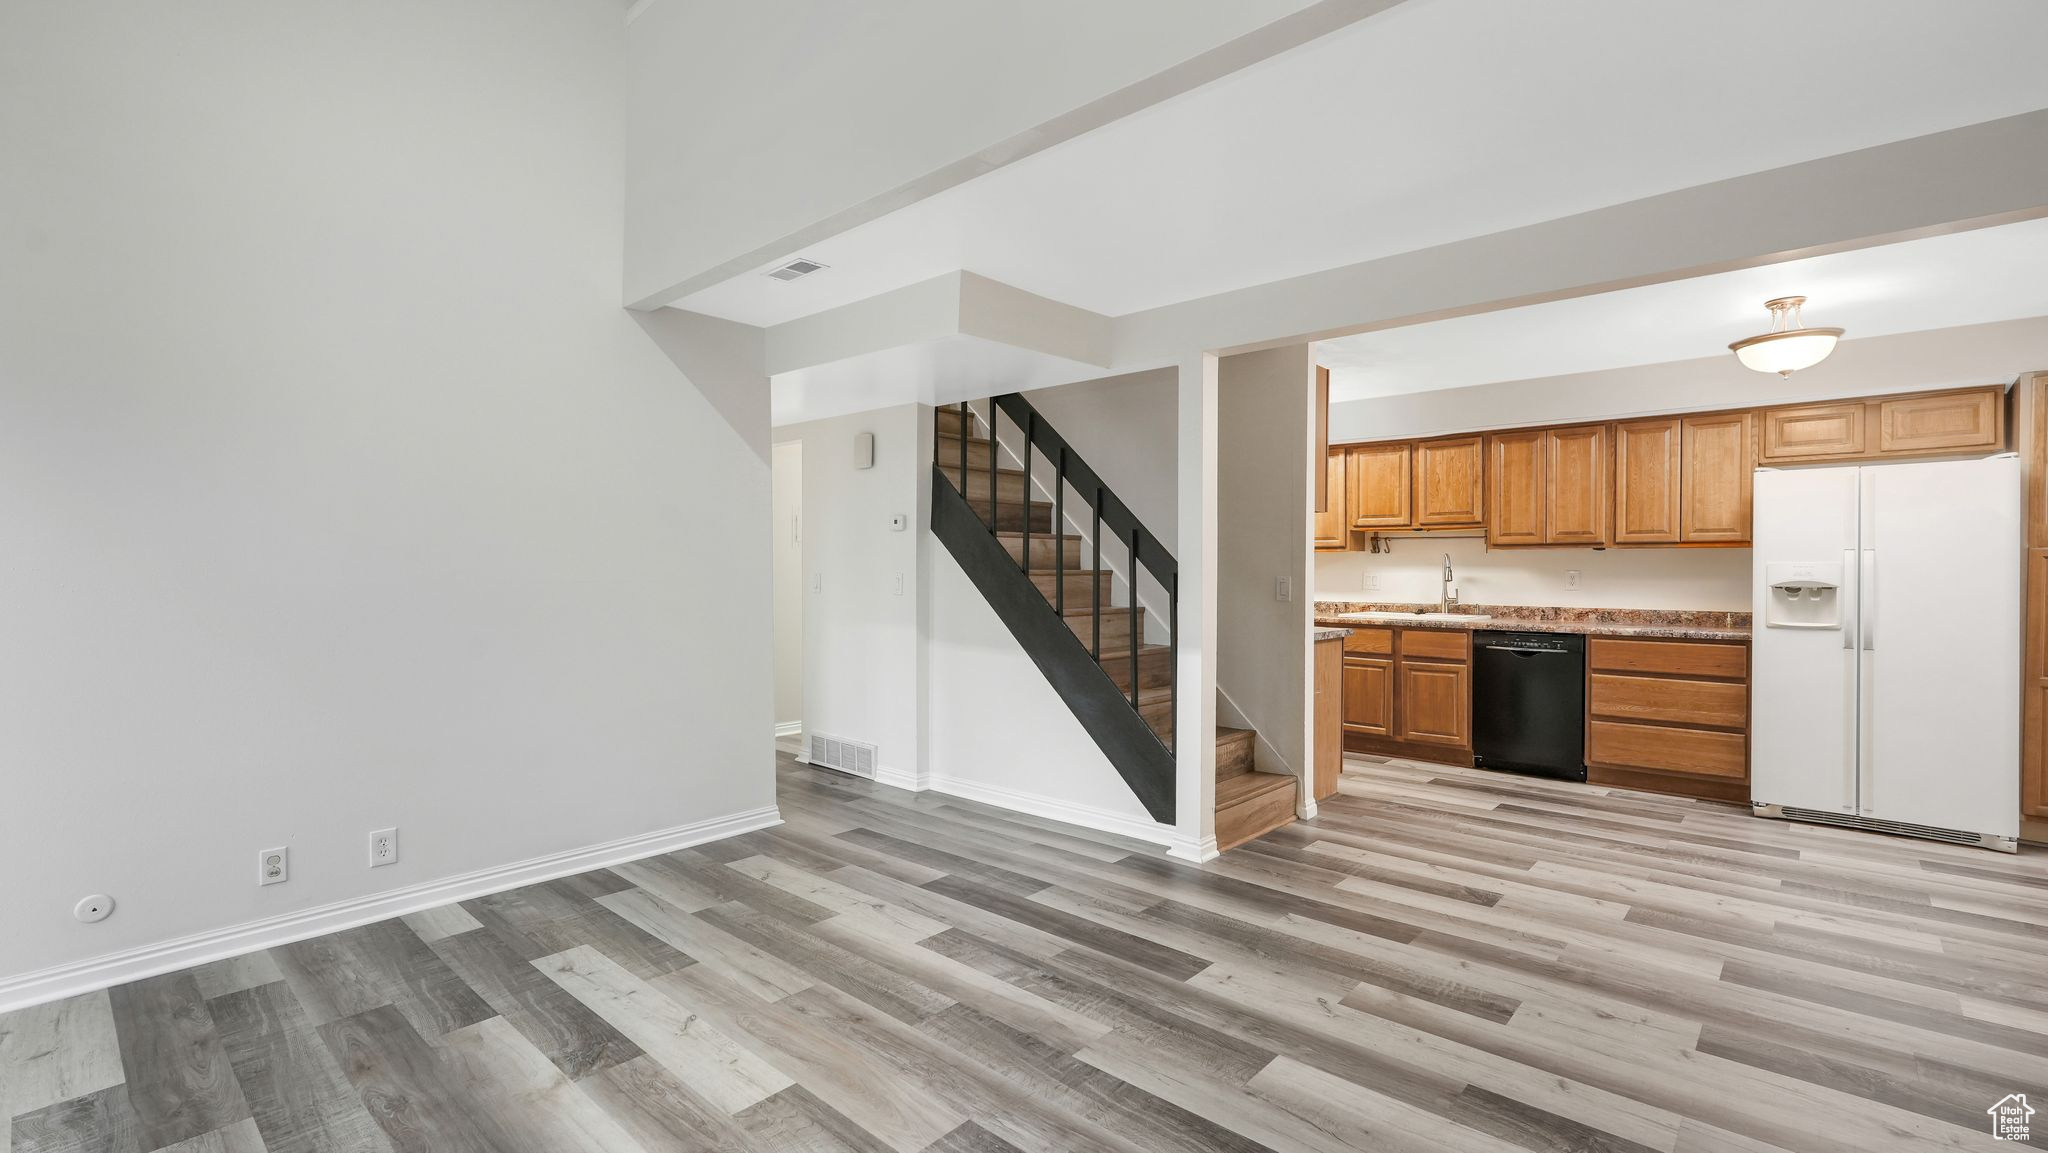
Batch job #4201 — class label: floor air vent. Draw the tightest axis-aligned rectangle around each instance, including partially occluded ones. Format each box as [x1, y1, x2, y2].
[1765, 804, 2011, 850]
[806, 732, 876, 779]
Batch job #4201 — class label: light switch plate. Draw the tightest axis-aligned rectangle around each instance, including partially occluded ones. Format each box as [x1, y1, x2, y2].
[1275, 575, 1293, 602]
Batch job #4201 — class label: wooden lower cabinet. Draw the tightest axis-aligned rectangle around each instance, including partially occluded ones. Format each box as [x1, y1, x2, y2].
[1340, 650, 1393, 740]
[2028, 548, 2048, 820]
[1343, 627, 1471, 763]
[1313, 636, 1344, 802]
[1586, 636, 1751, 801]
[1399, 661, 1469, 747]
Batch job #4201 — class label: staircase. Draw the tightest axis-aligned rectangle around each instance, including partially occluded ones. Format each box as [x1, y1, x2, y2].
[1215, 726, 1297, 851]
[931, 398, 1297, 848]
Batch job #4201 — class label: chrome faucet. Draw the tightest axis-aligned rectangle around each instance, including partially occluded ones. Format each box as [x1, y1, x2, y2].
[1439, 553, 1458, 614]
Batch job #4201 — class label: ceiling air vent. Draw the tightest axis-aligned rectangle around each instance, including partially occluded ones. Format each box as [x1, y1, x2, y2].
[805, 731, 876, 779]
[766, 257, 828, 282]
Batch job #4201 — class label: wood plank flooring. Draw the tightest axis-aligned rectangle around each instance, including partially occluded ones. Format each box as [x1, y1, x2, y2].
[8, 747, 2047, 1152]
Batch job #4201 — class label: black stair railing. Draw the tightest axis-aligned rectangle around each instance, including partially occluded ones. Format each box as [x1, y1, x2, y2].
[930, 394, 1177, 822]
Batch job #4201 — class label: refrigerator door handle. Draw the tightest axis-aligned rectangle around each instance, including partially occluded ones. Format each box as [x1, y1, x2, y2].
[1860, 548, 1877, 651]
[1842, 549, 1857, 650]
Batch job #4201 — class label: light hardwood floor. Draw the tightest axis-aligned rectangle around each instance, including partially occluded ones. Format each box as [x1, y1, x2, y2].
[7, 748, 2046, 1152]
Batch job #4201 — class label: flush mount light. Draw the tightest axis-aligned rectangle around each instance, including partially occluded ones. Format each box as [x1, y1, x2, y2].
[1729, 296, 1844, 377]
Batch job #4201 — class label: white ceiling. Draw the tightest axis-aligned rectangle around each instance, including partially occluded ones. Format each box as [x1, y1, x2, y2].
[670, 0, 2048, 328]
[1314, 217, 2048, 400]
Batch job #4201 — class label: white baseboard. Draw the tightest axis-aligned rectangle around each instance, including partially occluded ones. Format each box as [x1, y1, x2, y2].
[1167, 834, 1220, 863]
[773, 721, 803, 738]
[875, 769, 1184, 852]
[873, 764, 928, 792]
[0, 805, 782, 1015]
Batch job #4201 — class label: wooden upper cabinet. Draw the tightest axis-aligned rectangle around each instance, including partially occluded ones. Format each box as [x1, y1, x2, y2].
[1614, 418, 1683, 544]
[1488, 430, 1546, 546]
[1313, 447, 1350, 551]
[1545, 424, 1607, 545]
[1348, 442, 1412, 529]
[1314, 365, 1330, 512]
[1681, 412, 1753, 543]
[1412, 435, 1485, 527]
[1878, 389, 2001, 455]
[1760, 401, 1864, 464]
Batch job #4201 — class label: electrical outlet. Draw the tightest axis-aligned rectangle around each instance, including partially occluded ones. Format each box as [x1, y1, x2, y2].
[1364, 573, 1381, 591]
[369, 827, 399, 868]
[259, 846, 289, 886]
[1565, 570, 1582, 591]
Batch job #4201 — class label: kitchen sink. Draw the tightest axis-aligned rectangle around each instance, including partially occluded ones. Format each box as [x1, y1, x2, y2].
[1335, 611, 1492, 623]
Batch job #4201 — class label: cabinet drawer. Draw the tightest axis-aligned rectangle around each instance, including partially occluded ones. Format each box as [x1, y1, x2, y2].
[1590, 674, 1747, 729]
[1399, 629, 1469, 661]
[1589, 721, 1747, 779]
[1588, 637, 1745, 678]
[1342, 627, 1393, 655]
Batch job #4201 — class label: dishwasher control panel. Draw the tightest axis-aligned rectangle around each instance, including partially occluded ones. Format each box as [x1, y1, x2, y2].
[1475, 631, 1575, 652]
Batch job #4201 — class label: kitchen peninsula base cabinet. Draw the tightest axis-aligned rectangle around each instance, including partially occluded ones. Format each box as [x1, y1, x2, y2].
[1587, 636, 1751, 802]
[1341, 626, 1475, 766]
[1314, 634, 1344, 802]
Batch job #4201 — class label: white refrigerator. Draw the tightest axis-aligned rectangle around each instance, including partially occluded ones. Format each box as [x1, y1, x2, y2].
[1750, 455, 2022, 851]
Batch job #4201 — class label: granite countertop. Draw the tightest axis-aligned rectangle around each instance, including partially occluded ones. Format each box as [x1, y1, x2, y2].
[1313, 601, 1751, 642]
[1311, 627, 1353, 642]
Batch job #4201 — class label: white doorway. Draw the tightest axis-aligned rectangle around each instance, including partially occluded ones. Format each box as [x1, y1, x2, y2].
[772, 439, 804, 742]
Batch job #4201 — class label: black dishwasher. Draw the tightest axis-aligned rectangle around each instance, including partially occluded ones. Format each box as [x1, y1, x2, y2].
[1472, 631, 1586, 781]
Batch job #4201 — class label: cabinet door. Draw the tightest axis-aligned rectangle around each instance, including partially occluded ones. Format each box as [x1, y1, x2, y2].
[1314, 365, 1331, 512]
[1545, 425, 1607, 544]
[1313, 448, 1350, 551]
[1397, 660, 1469, 748]
[1681, 412, 1753, 543]
[1759, 402, 1864, 463]
[1488, 430, 1545, 546]
[1342, 657, 1394, 738]
[1878, 389, 2002, 455]
[1348, 443, 1413, 529]
[1412, 435, 1484, 527]
[1613, 418, 1682, 544]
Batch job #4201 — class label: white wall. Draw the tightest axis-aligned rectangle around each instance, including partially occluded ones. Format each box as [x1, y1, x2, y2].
[624, 0, 1331, 306]
[1316, 539, 1753, 612]
[1217, 347, 1314, 790]
[772, 442, 805, 732]
[1025, 368, 1180, 552]
[785, 407, 926, 783]
[923, 553, 1165, 838]
[1329, 317, 2048, 443]
[0, 0, 775, 993]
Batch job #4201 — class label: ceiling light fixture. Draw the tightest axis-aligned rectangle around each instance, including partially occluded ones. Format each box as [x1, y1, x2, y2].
[1729, 296, 1843, 377]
